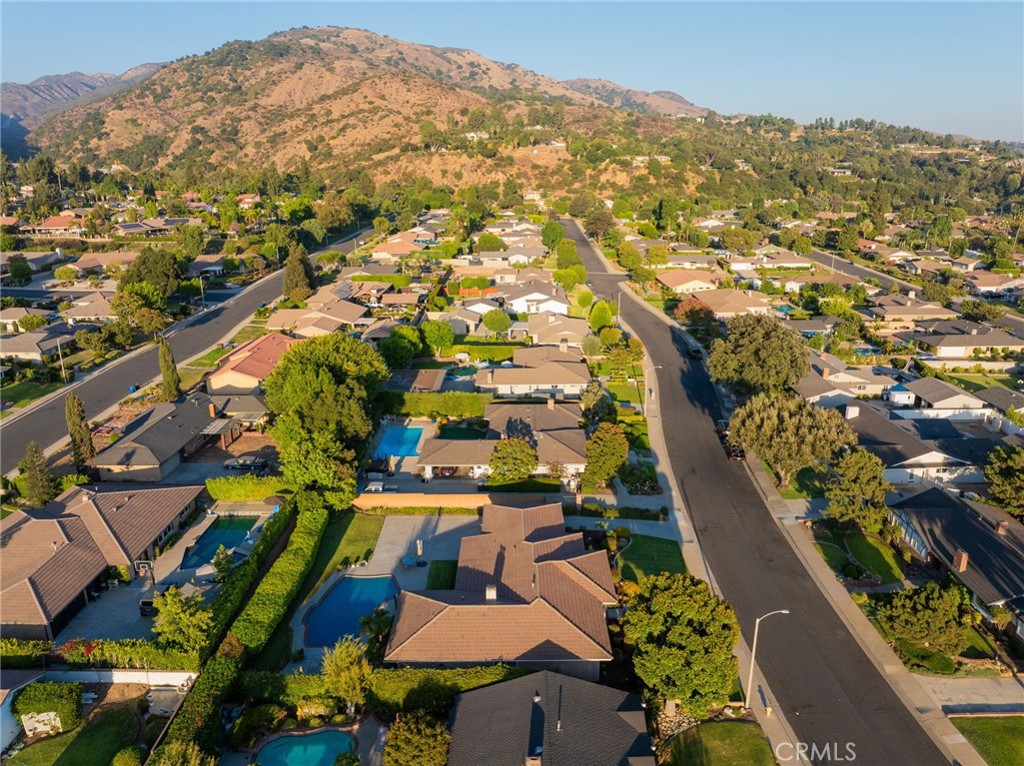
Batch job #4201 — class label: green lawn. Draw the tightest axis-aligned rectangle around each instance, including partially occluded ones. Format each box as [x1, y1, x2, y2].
[188, 345, 234, 369]
[943, 372, 1018, 394]
[618, 534, 686, 583]
[485, 477, 562, 493]
[607, 381, 644, 405]
[0, 506, 13, 520]
[230, 324, 270, 345]
[252, 511, 385, 671]
[9, 707, 138, 766]
[0, 380, 64, 411]
[426, 560, 458, 589]
[437, 425, 488, 440]
[773, 466, 830, 500]
[951, 716, 1024, 766]
[815, 541, 851, 574]
[668, 722, 774, 766]
[846, 532, 903, 584]
[176, 367, 208, 392]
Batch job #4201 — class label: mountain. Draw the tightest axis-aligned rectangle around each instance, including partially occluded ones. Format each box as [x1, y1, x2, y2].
[563, 79, 705, 117]
[24, 27, 706, 179]
[1, 64, 164, 126]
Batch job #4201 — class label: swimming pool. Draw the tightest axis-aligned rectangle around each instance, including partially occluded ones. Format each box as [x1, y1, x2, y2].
[374, 426, 423, 458]
[305, 576, 398, 647]
[254, 730, 354, 766]
[180, 516, 256, 570]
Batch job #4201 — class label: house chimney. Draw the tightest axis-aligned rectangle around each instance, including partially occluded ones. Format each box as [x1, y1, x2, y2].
[844, 405, 860, 420]
[525, 757, 542, 766]
[821, 368, 830, 379]
[485, 584, 498, 601]
[559, 337, 568, 353]
[953, 549, 969, 573]
[208, 403, 217, 418]
[547, 396, 555, 411]
[996, 521, 1009, 536]
[907, 290, 916, 299]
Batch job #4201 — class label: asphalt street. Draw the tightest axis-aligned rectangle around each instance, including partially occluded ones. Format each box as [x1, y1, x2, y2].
[565, 221, 948, 766]
[0, 229, 367, 475]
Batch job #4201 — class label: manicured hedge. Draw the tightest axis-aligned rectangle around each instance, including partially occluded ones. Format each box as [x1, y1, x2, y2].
[0, 638, 51, 668]
[13, 681, 83, 730]
[351, 274, 413, 288]
[238, 670, 327, 706]
[205, 475, 296, 501]
[56, 639, 200, 672]
[229, 496, 328, 652]
[164, 654, 241, 752]
[360, 506, 481, 516]
[379, 391, 492, 418]
[368, 666, 533, 716]
[571, 503, 664, 521]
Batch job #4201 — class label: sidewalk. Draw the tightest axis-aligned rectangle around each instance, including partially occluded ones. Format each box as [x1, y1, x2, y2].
[915, 675, 1024, 714]
[743, 456, 987, 766]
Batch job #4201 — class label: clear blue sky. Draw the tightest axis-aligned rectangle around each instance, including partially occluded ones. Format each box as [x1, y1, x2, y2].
[2, 2, 1022, 141]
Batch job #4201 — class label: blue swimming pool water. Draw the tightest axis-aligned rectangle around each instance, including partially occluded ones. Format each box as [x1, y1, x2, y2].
[254, 730, 354, 766]
[180, 516, 255, 570]
[305, 576, 398, 647]
[374, 426, 423, 458]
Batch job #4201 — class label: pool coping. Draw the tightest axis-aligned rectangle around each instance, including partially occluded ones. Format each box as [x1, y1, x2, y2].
[177, 513, 259, 572]
[301, 573, 402, 649]
[247, 722, 361, 760]
[373, 422, 425, 460]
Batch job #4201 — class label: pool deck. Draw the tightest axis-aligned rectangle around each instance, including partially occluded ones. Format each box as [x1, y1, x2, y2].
[287, 514, 479, 671]
[367, 417, 434, 478]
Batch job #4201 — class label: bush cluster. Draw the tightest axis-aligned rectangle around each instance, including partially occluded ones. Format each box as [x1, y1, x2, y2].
[368, 666, 532, 716]
[0, 638, 52, 668]
[12, 682, 83, 730]
[205, 476, 296, 501]
[56, 639, 201, 672]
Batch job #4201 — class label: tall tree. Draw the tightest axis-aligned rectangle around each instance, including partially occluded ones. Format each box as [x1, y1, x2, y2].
[158, 336, 182, 401]
[152, 585, 215, 652]
[65, 393, 95, 472]
[622, 573, 739, 717]
[120, 247, 181, 298]
[880, 581, 971, 656]
[488, 437, 538, 483]
[825, 448, 890, 532]
[18, 441, 58, 507]
[282, 243, 316, 300]
[584, 422, 629, 486]
[482, 309, 512, 337]
[420, 320, 455, 356]
[584, 206, 615, 242]
[588, 300, 614, 332]
[731, 394, 853, 487]
[321, 637, 373, 708]
[708, 315, 809, 394]
[541, 220, 566, 250]
[983, 446, 1024, 518]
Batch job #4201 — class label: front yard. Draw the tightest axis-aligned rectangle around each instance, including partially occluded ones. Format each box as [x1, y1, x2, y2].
[950, 716, 1024, 766]
[0, 380, 63, 417]
[618, 534, 686, 582]
[668, 721, 775, 766]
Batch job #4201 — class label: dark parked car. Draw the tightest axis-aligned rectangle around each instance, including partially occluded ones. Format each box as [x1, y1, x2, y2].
[687, 346, 703, 360]
[715, 419, 731, 439]
[224, 457, 268, 470]
[726, 442, 746, 460]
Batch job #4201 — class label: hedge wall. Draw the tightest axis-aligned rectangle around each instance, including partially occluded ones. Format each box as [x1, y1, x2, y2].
[351, 274, 413, 288]
[164, 655, 241, 752]
[205, 476, 296, 501]
[0, 638, 51, 668]
[368, 666, 533, 716]
[359, 506, 481, 516]
[13, 682, 84, 730]
[379, 391, 492, 419]
[228, 498, 328, 652]
[55, 639, 200, 672]
[238, 670, 327, 706]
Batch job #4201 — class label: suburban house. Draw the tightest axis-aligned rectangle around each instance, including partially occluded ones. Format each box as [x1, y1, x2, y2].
[385, 503, 617, 679]
[207, 332, 299, 394]
[527, 313, 590, 347]
[901, 320, 1024, 359]
[371, 231, 426, 261]
[448, 671, 654, 766]
[0, 484, 204, 640]
[0, 307, 51, 333]
[866, 293, 959, 332]
[503, 282, 571, 315]
[974, 386, 1024, 425]
[964, 272, 1024, 296]
[425, 307, 482, 336]
[236, 193, 261, 209]
[63, 293, 116, 324]
[889, 488, 1024, 638]
[90, 394, 241, 482]
[690, 289, 772, 319]
[461, 297, 502, 317]
[0, 251, 62, 274]
[897, 378, 987, 410]
[475, 358, 591, 399]
[902, 260, 948, 278]
[793, 350, 896, 406]
[492, 267, 550, 285]
[68, 251, 139, 275]
[656, 269, 723, 294]
[0, 330, 68, 363]
[265, 300, 368, 338]
[188, 254, 236, 278]
[20, 216, 85, 237]
[502, 245, 547, 265]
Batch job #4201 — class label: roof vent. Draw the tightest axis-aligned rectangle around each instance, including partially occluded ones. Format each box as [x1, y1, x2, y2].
[533, 691, 541, 703]
[996, 521, 1009, 536]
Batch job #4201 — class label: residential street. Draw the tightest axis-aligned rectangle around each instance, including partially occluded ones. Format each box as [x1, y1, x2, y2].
[564, 220, 951, 765]
[0, 229, 368, 475]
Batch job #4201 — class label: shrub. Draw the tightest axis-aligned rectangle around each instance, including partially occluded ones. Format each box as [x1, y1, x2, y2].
[368, 666, 532, 716]
[0, 638, 52, 668]
[229, 495, 328, 652]
[165, 655, 242, 752]
[238, 670, 327, 706]
[379, 391, 492, 419]
[227, 703, 287, 749]
[843, 563, 861, 579]
[112, 745, 146, 766]
[351, 274, 412, 288]
[205, 476, 296, 501]
[144, 717, 170, 748]
[13, 682, 83, 730]
[56, 639, 200, 672]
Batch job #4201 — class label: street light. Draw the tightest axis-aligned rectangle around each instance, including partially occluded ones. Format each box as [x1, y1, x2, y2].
[743, 609, 790, 711]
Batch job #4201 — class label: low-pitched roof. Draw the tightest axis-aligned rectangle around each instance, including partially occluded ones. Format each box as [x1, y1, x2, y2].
[527, 313, 590, 346]
[475, 361, 591, 388]
[973, 386, 1024, 414]
[656, 269, 721, 289]
[448, 671, 655, 766]
[210, 332, 298, 386]
[843, 404, 955, 468]
[903, 377, 984, 407]
[385, 503, 616, 664]
[512, 346, 585, 367]
[692, 289, 770, 317]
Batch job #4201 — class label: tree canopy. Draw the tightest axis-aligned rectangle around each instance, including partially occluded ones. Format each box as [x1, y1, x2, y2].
[708, 315, 809, 393]
[588, 300, 614, 332]
[584, 422, 629, 486]
[383, 714, 451, 766]
[622, 573, 739, 716]
[482, 308, 512, 336]
[983, 446, 1024, 518]
[880, 581, 972, 656]
[825, 448, 890, 532]
[321, 637, 372, 707]
[120, 247, 181, 298]
[421, 319, 455, 356]
[153, 585, 214, 653]
[488, 437, 538, 483]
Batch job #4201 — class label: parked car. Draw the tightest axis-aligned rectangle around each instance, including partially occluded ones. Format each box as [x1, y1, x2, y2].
[436, 467, 457, 477]
[726, 442, 745, 460]
[715, 420, 730, 439]
[224, 456, 268, 470]
[687, 346, 703, 360]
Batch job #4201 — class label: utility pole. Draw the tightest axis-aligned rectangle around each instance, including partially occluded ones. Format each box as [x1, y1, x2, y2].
[56, 336, 68, 384]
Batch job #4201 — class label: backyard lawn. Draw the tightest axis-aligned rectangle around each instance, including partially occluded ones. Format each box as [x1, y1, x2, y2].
[668, 722, 774, 766]
[951, 716, 1024, 766]
[426, 559, 458, 589]
[253, 511, 385, 670]
[940, 372, 1018, 394]
[618, 534, 685, 583]
[846, 531, 903, 584]
[9, 707, 138, 766]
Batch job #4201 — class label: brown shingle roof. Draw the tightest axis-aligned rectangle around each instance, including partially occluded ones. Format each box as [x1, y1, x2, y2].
[210, 332, 298, 385]
[385, 503, 616, 664]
